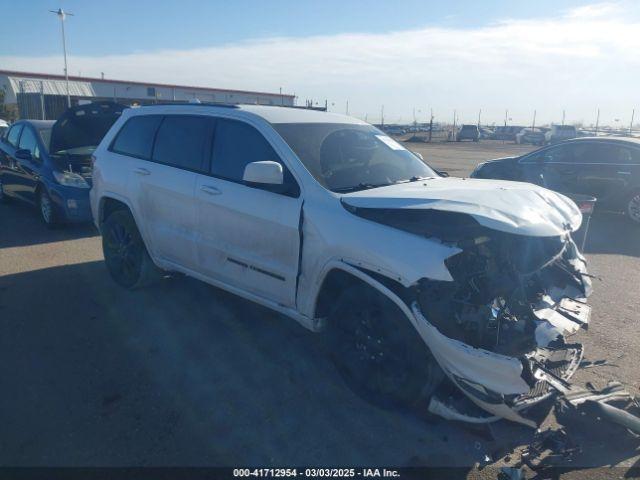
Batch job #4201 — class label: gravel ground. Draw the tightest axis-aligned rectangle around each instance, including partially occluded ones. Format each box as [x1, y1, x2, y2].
[0, 140, 638, 477]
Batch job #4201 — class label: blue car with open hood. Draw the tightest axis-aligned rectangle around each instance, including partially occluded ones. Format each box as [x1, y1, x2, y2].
[0, 101, 125, 227]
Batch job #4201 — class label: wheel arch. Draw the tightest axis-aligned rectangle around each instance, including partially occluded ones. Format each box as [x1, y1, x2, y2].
[96, 194, 156, 260]
[313, 262, 415, 328]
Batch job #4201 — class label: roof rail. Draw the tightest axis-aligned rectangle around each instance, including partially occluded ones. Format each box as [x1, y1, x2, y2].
[138, 101, 239, 109]
[134, 102, 327, 111]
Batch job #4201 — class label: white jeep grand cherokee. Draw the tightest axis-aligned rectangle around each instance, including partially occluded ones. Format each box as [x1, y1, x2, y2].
[91, 104, 592, 427]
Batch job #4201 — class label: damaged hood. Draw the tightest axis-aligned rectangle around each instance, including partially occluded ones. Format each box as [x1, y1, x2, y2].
[341, 177, 581, 237]
[49, 101, 126, 154]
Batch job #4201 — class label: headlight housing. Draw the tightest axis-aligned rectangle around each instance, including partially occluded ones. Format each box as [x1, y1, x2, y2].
[53, 170, 90, 189]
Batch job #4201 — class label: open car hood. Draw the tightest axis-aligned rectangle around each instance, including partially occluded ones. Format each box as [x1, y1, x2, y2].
[49, 101, 126, 154]
[340, 177, 582, 237]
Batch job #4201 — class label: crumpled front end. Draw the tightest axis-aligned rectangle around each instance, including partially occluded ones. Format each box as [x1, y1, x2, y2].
[411, 230, 592, 427]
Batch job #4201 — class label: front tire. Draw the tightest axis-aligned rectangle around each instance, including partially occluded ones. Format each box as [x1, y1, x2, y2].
[0, 176, 9, 203]
[38, 188, 58, 228]
[102, 209, 162, 289]
[324, 286, 443, 409]
[626, 190, 640, 225]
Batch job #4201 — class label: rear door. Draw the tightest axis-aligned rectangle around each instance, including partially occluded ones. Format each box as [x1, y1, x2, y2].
[579, 142, 640, 209]
[195, 118, 302, 307]
[110, 114, 210, 270]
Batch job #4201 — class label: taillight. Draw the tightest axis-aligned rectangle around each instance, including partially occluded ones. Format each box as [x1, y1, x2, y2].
[577, 201, 594, 214]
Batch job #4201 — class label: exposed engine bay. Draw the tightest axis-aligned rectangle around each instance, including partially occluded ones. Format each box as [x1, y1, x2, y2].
[417, 229, 591, 357]
[346, 205, 631, 428]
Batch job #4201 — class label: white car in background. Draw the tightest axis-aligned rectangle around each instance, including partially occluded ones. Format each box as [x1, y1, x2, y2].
[90, 104, 593, 428]
[0, 119, 9, 138]
[545, 125, 578, 144]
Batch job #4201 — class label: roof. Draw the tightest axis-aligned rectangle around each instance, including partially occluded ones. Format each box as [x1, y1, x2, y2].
[130, 103, 366, 125]
[238, 105, 365, 124]
[0, 69, 294, 99]
[566, 136, 640, 145]
[14, 120, 56, 129]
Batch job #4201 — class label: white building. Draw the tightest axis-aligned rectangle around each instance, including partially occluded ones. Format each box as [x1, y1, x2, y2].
[0, 69, 295, 120]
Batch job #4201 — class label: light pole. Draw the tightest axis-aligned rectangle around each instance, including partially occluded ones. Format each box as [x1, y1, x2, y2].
[50, 8, 73, 108]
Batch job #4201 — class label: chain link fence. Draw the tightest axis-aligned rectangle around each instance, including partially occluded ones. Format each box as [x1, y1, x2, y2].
[16, 79, 69, 121]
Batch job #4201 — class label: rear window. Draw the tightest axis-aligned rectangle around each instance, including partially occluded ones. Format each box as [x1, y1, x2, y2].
[152, 115, 211, 172]
[111, 115, 162, 159]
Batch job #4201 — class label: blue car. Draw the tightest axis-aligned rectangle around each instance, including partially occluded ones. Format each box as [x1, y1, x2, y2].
[0, 102, 124, 227]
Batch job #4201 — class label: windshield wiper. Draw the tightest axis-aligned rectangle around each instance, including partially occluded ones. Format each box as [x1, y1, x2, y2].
[333, 182, 394, 193]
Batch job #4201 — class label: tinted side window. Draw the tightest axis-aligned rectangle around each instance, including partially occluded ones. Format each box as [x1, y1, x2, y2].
[152, 116, 211, 172]
[527, 144, 582, 164]
[211, 119, 298, 195]
[18, 126, 41, 160]
[6, 125, 23, 147]
[111, 115, 162, 159]
[589, 144, 639, 164]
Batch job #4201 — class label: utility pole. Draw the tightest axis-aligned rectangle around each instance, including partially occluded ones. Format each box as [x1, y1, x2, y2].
[561, 109, 566, 126]
[428, 108, 433, 143]
[477, 109, 482, 127]
[532, 110, 537, 130]
[595, 108, 600, 135]
[381, 105, 384, 127]
[630, 109, 635, 136]
[50, 8, 73, 108]
[452, 109, 457, 140]
[346, 100, 349, 116]
[504, 109, 508, 127]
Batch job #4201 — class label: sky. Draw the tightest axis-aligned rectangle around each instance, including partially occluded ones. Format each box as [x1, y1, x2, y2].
[0, 0, 638, 125]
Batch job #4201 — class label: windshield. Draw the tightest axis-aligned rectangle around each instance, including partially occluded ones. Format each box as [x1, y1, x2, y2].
[273, 123, 437, 192]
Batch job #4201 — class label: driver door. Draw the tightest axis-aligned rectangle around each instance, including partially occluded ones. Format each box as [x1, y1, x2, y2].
[195, 118, 302, 307]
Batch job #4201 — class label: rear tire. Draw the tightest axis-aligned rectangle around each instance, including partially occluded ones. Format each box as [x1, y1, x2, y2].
[626, 190, 640, 225]
[102, 209, 162, 289]
[324, 285, 444, 409]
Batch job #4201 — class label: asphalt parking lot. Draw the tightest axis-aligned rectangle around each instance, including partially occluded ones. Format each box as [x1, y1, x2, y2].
[1, 140, 639, 476]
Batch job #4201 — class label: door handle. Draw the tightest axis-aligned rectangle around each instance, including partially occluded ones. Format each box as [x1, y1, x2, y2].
[200, 185, 221, 196]
[133, 167, 151, 176]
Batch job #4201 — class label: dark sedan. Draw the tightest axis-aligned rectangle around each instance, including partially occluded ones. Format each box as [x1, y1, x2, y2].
[470, 137, 640, 224]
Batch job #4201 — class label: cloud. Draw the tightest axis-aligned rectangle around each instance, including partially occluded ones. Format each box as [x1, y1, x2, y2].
[1, 1, 638, 124]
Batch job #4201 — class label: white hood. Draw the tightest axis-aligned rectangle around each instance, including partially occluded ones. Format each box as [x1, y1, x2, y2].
[341, 177, 582, 237]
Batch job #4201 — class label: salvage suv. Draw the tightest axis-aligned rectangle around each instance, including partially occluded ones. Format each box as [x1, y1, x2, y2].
[91, 104, 593, 428]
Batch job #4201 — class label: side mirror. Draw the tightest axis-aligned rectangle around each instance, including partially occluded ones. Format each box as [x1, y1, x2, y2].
[15, 149, 32, 161]
[436, 170, 450, 177]
[243, 161, 283, 185]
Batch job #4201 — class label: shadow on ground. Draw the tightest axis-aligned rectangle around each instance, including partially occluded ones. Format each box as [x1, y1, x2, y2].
[0, 260, 494, 467]
[583, 212, 640, 258]
[0, 201, 97, 249]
